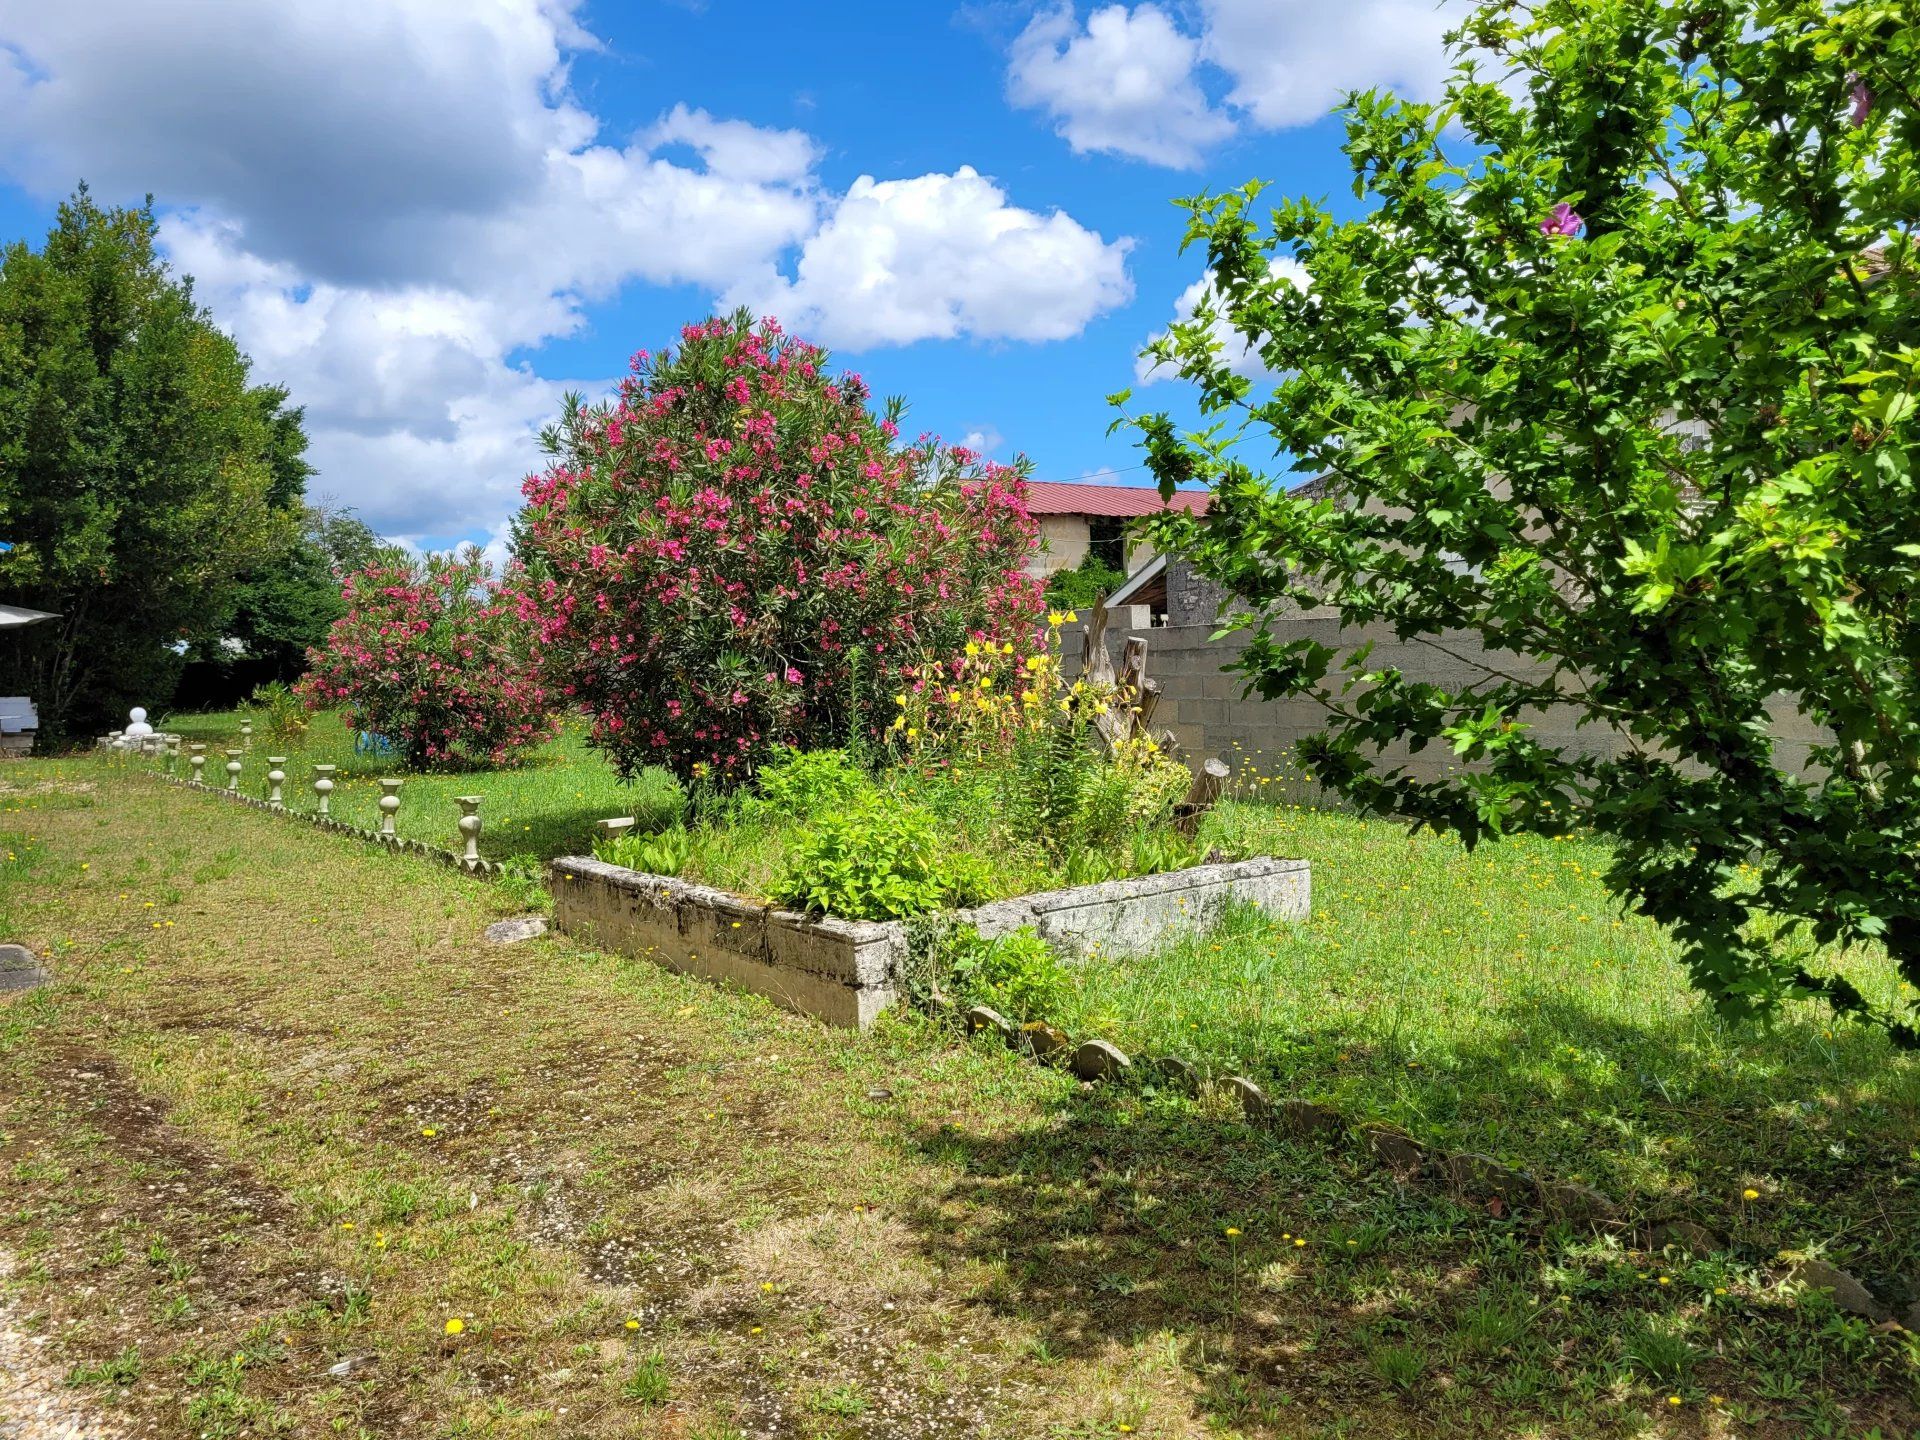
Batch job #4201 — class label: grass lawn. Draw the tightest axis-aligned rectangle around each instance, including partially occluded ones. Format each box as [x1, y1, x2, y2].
[152, 708, 683, 863]
[0, 757, 1916, 1437]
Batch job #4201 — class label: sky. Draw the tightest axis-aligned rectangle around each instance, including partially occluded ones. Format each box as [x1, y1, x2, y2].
[0, 0, 1469, 553]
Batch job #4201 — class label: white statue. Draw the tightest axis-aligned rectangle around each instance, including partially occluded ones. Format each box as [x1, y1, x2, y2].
[124, 706, 154, 739]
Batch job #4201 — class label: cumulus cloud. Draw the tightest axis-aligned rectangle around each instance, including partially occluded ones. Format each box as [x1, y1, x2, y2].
[1135, 257, 1308, 384]
[1005, 0, 1469, 165]
[731, 167, 1132, 351]
[1007, 4, 1233, 168]
[0, 1, 1133, 544]
[1199, 0, 1465, 130]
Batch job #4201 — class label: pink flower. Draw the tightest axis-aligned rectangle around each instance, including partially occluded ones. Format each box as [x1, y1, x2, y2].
[1539, 202, 1584, 238]
[1848, 72, 1874, 127]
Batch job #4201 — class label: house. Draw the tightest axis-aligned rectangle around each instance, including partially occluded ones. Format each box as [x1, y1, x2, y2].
[1022, 481, 1208, 582]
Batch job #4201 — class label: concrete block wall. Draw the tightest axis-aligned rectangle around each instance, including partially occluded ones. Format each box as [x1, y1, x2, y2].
[1070, 615, 1830, 793]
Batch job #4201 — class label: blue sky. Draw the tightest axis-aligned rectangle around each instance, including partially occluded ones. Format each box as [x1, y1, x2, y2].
[0, 1, 1465, 551]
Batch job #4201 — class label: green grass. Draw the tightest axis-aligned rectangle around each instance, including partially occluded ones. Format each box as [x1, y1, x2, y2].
[0, 758, 1915, 1436]
[1054, 799, 1920, 1282]
[137, 707, 681, 862]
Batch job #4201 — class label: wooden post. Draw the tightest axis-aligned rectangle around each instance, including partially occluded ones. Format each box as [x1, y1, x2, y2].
[1174, 757, 1230, 837]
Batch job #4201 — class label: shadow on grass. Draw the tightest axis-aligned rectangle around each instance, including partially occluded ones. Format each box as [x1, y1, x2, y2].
[891, 996, 1920, 1436]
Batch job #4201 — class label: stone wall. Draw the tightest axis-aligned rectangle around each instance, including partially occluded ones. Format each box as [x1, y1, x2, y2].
[1072, 612, 1830, 792]
[550, 855, 1311, 1030]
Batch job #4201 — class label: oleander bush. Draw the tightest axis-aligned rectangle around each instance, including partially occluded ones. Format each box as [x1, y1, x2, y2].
[296, 547, 556, 769]
[514, 311, 1046, 784]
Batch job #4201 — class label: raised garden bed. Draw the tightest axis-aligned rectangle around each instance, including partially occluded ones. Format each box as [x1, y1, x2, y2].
[548, 853, 1310, 1028]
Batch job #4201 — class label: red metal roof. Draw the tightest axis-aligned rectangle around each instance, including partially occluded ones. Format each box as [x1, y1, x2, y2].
[1022, 481, 1210, 518]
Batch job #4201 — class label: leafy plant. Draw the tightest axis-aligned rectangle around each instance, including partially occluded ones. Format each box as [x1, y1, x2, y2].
[621, 1351, 671, 1405]
[1043, 553, 1125, 612]
[771, 803, 988, 920]
[1125, 0, 1920, 1045]
[514, 311, 1046, 783]
[599, 827, 694, 878]
[66, 1344, 143, 1389]
[246, 680, 309, 746]
[296, 546, 555, 770]
[750, 747, 872, 818]
[946, 925, 1072, 1023]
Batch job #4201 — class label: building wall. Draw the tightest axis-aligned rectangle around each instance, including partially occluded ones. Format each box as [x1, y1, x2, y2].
[1030, 515, 1161, 578]
[1031, 516, 1090, 576]
[1067, 614, 1828, 794]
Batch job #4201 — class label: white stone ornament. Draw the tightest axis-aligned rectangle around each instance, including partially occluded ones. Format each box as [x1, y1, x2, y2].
[225, 749, 243, 791]
[456, 796, 483, 869]
[313, 764, 336, 816]
[125, 706, 153, 739]
[266, 756, 287, 809]
[378, 779, 402, 838]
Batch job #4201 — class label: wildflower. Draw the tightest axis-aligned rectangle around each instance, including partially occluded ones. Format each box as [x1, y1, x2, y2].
[1539, 202, 1584, 237]
[420, 1126, 438, 1138]
[1741, 1188, 1758, 1200]
[1667, 1396, 1682, 1406]
[444, 1318, 465, 1335]
[1223, 1226, 1241, 1238]
[624, 1319, 640, 1331]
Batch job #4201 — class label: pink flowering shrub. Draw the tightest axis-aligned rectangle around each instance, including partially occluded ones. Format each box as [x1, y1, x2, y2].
[513, 312, 1045, 781]
[296, 546, 557, 769]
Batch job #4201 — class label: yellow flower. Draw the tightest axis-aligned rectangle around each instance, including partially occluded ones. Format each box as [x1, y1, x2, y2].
[444, 1318, 465, 1335]
[1065, 610, 1078, 623]
[893, 693, 908, 706]
[1742, 1187, 1759, 1200]
[624, 1319, 640, 1331]
[1667, 1396, 1682, 1406]
[964, 641, 981, 657]
[760, 1281, 774, 1293]
[1047, 610, 1065, 626]
[420, 1126, 437, 1138]
[1000, 641, 1013, 654]
[1223, 1226, 1241, 1238]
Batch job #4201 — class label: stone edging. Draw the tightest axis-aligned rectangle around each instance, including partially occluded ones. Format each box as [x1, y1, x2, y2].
[138, 771, 506, 877]
[958, 1004, 1910, 1323]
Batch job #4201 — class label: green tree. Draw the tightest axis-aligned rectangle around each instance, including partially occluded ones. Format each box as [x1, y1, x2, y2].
[0, 187, 303, 743]
[1125, 0, 1920, 1045]
[210, 500, 389, 685]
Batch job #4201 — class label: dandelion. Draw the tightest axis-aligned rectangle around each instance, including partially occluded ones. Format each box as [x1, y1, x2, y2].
[1223, 1226, 1241, 1238]
[444, 1318, 465, 1335]
[421, 1126, 438, 1138]
[1741, 1187, 1758, 1200]
[624, 1319, 641, 1331]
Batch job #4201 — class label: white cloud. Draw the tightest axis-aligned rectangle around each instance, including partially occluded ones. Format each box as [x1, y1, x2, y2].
[0, 2, 1133, 544]
[1007, 4, 1233, 168]
[731, 167, 1132, 351]
[959, 425, 1006, 456]
[1004, 0, 1470, 164]
[1135, 257, 1308, 383]
[1198, 0, 1466, 130]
